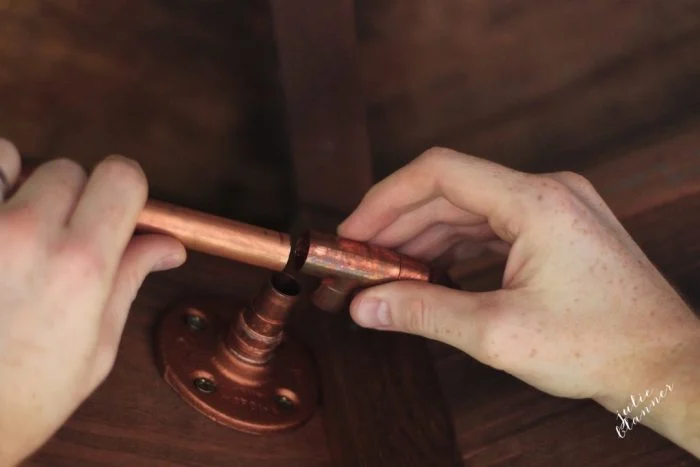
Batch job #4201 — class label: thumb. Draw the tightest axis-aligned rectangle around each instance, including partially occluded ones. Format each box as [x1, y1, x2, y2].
[349, 280, 501, 353]
[92, 234, 186, 384]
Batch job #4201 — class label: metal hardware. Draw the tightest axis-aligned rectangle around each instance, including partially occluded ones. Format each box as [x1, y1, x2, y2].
[156, 273, 318, 435]
[292, 230, 434, 312]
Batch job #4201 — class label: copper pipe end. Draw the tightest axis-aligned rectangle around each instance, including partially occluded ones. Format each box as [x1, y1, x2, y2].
[226, 272, 300, 366]
[311, 277, 358, 313]
[138, 200, 291, 272]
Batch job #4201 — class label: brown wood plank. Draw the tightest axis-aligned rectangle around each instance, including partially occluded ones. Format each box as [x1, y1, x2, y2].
[0, 0, 294, 228]
[26, 254, 333, 467]
[436, 355, 697, 466]
[270, 1, 461, 465]
[270, 0, 372, 215]
[357, 0, 700, 176]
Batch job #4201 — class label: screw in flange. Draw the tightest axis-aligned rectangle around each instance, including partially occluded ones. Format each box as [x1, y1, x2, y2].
[184, 313, 206, 331]
[275, 394, 296, 412]
[194, 377, 216, 394]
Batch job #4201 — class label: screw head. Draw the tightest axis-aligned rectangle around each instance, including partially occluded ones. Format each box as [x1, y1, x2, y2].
[275, 394, 296, 412]
[194, 377, 216, 394]
[184, 313, 206, 331]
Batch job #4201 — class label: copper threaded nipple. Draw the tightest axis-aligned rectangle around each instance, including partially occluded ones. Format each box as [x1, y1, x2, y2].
[226, 273, 301, 366]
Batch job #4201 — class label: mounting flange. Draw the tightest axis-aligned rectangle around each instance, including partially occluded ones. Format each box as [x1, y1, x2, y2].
[155, 274, 318, 435]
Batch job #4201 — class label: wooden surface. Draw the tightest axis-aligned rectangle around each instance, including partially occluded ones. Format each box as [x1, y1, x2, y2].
[272, 1, 461, 464]
[271, 0, 373, 215]
[0, 0, 293, 229]
[3, 1, 698, 220]
[358, 0, 700, 176]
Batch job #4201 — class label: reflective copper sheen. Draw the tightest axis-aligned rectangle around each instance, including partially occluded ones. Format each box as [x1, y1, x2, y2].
[310, 277, 359, 313]
[226, 273, 300, 367]
[293, 231, 432, 312]
[19, 165, 448, 315]
[156, 273, 318, 434]
[138, 200, 290, 272]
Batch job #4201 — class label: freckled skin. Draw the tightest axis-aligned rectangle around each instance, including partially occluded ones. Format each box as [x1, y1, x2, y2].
[341, 148, 700, 457]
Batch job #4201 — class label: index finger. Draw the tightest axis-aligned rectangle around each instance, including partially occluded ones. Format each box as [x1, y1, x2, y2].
[338, 148, 528, 243]
[68, 155, 148, 272]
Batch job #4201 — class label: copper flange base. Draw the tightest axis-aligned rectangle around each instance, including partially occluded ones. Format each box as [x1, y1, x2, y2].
[156, 300, 318, 435]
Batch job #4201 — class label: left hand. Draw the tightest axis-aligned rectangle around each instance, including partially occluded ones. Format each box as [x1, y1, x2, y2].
[0, 140, 186, 466]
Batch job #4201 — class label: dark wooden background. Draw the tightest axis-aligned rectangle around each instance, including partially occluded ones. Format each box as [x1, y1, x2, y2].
[1, 0, 699, 465]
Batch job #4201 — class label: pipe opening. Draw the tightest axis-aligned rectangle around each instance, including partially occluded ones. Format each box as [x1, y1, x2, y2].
[271, 272, 301, 297]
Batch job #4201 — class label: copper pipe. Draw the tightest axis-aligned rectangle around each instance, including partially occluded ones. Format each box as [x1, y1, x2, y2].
[15, 167, 291, 272]
[17, 165, 453, 313]
[139, 200, 291, 272]
[310, 277, 358, 313]
[226, 272, 300, 366]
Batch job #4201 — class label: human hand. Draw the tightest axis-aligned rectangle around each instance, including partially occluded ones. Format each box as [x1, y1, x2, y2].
[339, 148, 700, 455]
[0, 140, 186, 466]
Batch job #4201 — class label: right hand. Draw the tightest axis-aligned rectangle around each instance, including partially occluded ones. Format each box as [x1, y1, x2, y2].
[338, 148, 700, 456]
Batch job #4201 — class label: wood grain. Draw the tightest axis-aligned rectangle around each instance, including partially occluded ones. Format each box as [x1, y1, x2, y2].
[436, 355, 698, 466]
[271, 1, 461, 465]
[358, 0, 700, 176]
[271, 0, 373, 215]
[0, 0, 293, 228]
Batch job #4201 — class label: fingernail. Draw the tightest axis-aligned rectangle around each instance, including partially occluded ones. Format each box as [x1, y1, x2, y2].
[153, 254, 185, 272]
[353, 297, 391, 328]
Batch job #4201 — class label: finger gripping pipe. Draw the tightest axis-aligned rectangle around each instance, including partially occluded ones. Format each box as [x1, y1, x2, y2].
[17, 165, 448, 313]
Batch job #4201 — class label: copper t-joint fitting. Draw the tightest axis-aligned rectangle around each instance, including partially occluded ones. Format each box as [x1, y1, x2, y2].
[291, 230, 435, 312]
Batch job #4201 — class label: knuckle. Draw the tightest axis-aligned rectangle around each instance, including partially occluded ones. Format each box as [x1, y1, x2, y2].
[556, 171, 598, 196]
[96, 156, 147, 195]
[417, 146, 458, 168]
[530, 174, 584, 214]
[46, 158, 87, 198]
[51, 157, 87, 180]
